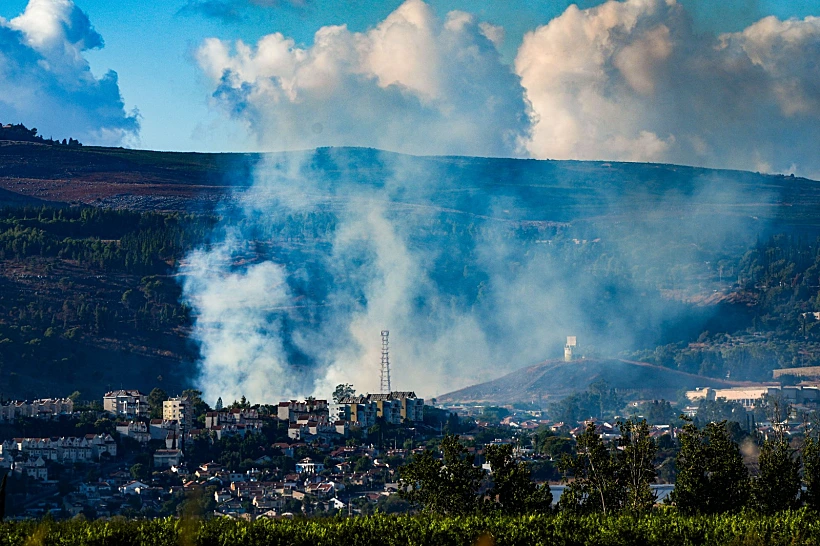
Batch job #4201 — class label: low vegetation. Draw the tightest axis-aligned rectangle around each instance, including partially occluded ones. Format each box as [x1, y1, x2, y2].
[5, 512, 820, 546]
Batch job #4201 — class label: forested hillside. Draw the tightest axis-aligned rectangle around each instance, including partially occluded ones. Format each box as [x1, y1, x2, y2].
[0, 206, 213, 398]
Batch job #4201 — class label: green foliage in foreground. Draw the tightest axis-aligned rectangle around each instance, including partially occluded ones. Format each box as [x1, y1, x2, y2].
[5, 512, 820, 546]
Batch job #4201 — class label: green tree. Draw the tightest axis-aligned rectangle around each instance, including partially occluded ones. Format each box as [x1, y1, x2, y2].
[147, 387, 168, 420]
[332, 383, 355, 403]
[484, 443, 552, 514]
[802, 436, 820, 510]
[181, 389, 210, 419]
[130, 463, 150, 482]
[669, 418, 749, 514]
[398, 435, 483, 515]
[752, 400, 800, 513]
[616, 419, 657, 512]
[558, 422, 621, 515]
[752, 438, 800, 513]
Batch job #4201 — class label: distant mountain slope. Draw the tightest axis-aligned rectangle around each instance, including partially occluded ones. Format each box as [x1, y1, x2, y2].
[436, 358, 747, 405]
[0, 142, 819, 226]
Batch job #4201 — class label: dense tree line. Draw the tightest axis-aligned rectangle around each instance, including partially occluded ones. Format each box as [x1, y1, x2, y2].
[400, 416, 820, 517]
[0, 207, 216, 275]
[398, 435, 552, 516]
[0, 122, 80, 146]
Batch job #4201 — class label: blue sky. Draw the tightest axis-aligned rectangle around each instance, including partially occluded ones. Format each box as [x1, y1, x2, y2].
[1, 0, 820, 175]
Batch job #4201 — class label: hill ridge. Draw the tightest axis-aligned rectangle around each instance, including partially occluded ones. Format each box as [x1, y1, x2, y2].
[436, 358, 752, 405]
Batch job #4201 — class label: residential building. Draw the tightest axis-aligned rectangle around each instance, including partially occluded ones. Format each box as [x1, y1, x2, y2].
[14, 456, 47, 481]
[103, 390, 149, 419]
[115, 421, 150, 443]
[334, 392, 424, 426]
[163, 396, 193, 431]
[684, 385, 820, 409]
[149, 419, 179, 441]
[1, 434, 116, 463]
[295, 458, 325, 475]
[277, 400, 329, 423]
[0, 398, 74, 421]
[390, 391, 424, 422]
[154, 449, 183, 469]
[334, 396, 378, 427]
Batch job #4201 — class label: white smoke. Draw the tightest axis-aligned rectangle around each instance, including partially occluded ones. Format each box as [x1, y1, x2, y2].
[0, 0, 138, 145]
[182, 0, 819, 405]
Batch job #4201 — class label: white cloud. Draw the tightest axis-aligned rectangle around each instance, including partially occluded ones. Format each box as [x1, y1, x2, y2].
[515, 0, 820, 176]
[0, 0, 138, 144]
[196, 0, 530, 157]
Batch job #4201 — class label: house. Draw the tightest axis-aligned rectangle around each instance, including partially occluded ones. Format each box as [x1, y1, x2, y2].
[5, 435, 115, 463]
[215, 490, 232, 503]
[85, 434, 118, 458]
[252, 495, 282, 512]
[216, 498, 245, 515]
[205, 409, 263, 430]
[107, 470, 131, 487]
[295, 458, 325, 475]
[328, 497, 346, 510]
[307, 482, 335, 499]
[0, 398, 73, 422]
[119, 481, 150, 495]
[271, 443, 294, 457]
[103, 390, 149, 419]
[154, 449, 183, 469]
[115, 421, 150, 444]
[14, 456, 47, 481]
[149, 419, 178, 441]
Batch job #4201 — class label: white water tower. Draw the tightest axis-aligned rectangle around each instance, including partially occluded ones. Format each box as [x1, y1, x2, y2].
[564, 336, 577, 362]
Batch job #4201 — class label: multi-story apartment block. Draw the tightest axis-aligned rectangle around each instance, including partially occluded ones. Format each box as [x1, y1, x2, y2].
[103, 390, 149, 419]
[333, 396, 379, 427]
[204, 408, 263, 431]
[390, 391, 425, 422]
[333, 392, 424, 426]
[277, 399, 329, 422]
[163, 396, 193, 431]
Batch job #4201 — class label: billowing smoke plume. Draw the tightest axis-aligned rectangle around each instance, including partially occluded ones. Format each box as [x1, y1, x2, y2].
[0, 0, 138, 145]
[181, 152, 503, 404]
[180, 146, 777, 405]
[516, 0, 820, 177]
[195, 0, 530, 157]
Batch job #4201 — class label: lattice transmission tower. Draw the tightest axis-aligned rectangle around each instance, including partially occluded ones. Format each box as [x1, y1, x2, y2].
[380, 330, 391, 394]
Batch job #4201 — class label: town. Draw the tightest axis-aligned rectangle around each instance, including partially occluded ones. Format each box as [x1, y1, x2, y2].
[0, 371, 816, 520]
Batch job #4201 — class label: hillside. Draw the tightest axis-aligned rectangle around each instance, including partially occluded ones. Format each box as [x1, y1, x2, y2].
[2, 141, 820, 226]
[435, 358, 746, 405]
[0, 141, 820, 401]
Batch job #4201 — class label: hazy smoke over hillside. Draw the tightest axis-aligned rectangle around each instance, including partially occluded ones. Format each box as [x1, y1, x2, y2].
[180, 149, 776, 405]
[183, 0, 808, 404]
